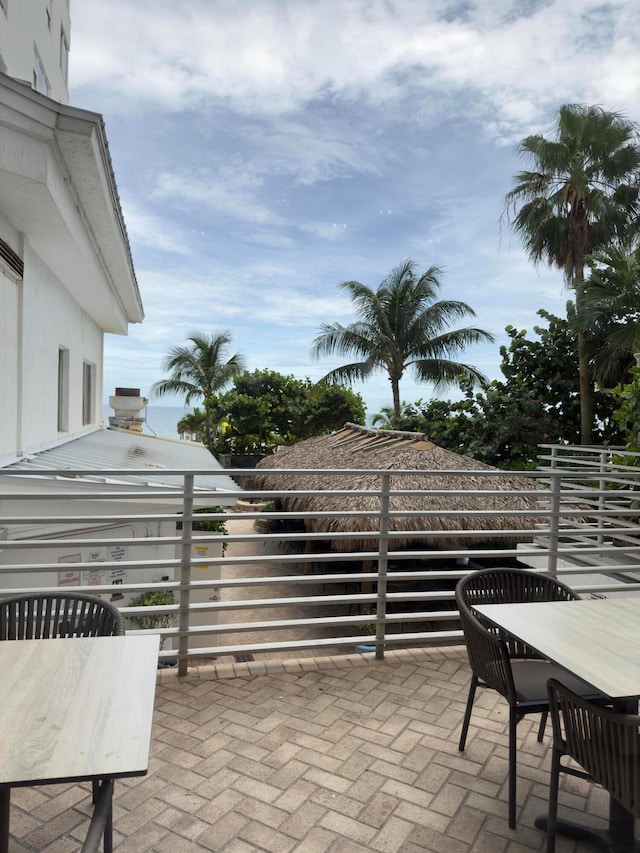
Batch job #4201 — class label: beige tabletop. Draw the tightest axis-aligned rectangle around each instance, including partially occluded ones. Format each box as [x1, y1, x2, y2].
[0, 634, 159, 787]
[475, 596, 640, 700]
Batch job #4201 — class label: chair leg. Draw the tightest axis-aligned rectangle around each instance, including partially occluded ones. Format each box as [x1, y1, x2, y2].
[459, 676, 478, 751]
[546, 747, 560, 853]
[104, 791, 113, 853]
[537, 711, 548, 743]
[0, 787, 10, 853]
[508, 706, 517, 829]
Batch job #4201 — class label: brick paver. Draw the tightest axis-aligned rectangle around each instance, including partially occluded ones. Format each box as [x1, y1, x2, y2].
[7, 647, 611, 851]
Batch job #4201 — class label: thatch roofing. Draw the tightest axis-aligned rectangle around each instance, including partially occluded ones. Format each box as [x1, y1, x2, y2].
[253, 423, 543, 550]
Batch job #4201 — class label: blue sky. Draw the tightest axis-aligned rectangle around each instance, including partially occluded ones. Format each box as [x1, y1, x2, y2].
[69, 0, 640, 419]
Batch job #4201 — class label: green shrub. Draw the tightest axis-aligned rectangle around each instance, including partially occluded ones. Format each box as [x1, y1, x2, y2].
[127, 590, 177, 632]
[192, 505, 228, 551]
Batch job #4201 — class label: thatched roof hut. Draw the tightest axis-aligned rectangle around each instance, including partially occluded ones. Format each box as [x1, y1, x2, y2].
[252, 423, 543, 551]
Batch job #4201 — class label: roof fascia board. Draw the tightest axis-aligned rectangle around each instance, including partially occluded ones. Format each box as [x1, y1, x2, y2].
[0, 73, 143, 325]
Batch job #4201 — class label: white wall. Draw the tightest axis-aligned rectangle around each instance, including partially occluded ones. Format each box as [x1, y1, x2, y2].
[0, 242, 104, 460]
[0, 217, 21, 458]
[0, 0, 70, 103]
[0, 37, 141, 464]
[0, 520, 176, 594]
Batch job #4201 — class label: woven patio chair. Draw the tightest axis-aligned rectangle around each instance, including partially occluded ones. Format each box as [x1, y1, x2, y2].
[0, 592, 124, 852]
[457, 567, 579, 657]
[457, 568, 581, 742]
[455, 582, 604, 829]
[545, 678, 640, 853]
[0, 592, 124, 639]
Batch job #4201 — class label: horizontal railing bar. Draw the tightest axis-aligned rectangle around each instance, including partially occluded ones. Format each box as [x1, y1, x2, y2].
[5, 503, 640, 524]
[4, 541, 640, 576]
[7, 522, 640, 550]
[119, 589, 467, 618]
[145, 610, 461, 637]
[163, 632, 464, 659]
[0, 466, 553, 477]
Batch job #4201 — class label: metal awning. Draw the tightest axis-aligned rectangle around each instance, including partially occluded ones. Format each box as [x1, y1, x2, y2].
[2, 428, 242, 503]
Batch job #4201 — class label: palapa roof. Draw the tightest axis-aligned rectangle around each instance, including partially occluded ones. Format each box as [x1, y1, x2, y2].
[253, 423, 543, 551]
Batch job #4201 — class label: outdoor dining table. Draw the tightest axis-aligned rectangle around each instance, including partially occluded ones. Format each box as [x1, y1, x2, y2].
[476, 595, 640, 853]
[0, 633, 159, 853]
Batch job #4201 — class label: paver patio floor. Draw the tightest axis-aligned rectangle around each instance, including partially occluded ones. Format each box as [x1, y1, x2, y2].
[7, 645, 615, 852]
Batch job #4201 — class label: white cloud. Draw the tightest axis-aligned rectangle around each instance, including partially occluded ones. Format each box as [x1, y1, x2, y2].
[72, 0, 640, 138]
[80, 0, 640, 420]
[150, 165, 278, 224]
[121, 197, 193, 256]
[299, 222, 350, 241]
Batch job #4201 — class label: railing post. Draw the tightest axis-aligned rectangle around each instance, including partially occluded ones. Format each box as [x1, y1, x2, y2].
[375, 472, 391, 660]
[547, 467, 561, 577]
[596, 449, 608, 547]
[178, 473, 194, 677]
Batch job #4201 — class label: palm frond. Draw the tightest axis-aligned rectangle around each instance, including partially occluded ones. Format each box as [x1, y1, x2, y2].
[316, 360, 377, 385]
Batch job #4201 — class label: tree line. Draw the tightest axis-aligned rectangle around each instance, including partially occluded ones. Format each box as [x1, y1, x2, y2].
[152, 103, 640, 466]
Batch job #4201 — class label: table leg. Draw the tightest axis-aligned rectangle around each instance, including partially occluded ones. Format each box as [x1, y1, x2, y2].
[0, 786, 10, 853]
[83, 778, 114, 853]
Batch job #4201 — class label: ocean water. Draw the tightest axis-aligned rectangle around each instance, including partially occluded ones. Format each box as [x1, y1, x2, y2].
[102, 404, 194, 440]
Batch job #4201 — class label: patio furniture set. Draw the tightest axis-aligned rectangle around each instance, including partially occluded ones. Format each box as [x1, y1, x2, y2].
[458, 568, 640, 853]
[0, 575, 639, 851]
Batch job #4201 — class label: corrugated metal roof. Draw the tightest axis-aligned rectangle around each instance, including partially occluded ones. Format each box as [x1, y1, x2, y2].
[5, 428, 242, 501]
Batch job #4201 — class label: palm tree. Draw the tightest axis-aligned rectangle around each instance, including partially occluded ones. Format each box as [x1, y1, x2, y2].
[151, 331, 245, 447]
[579, 242, 640, 388]
[176, 407, 206, 441]
[370, 405, 397, 429]
[504, 103, 640, 444]
[311, 259, 494, 416]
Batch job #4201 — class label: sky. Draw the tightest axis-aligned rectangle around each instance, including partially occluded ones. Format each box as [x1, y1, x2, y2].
[69, 0, 640, 420]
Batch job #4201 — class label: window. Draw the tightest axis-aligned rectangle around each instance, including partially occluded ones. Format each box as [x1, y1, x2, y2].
[58, 348, 69, 432]
[82, 361, 95, 425]
[33, 47, 50, 96]
[60, 28, 69, 83]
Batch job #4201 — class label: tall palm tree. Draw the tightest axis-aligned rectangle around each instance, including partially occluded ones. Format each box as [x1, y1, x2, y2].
[311, 259, 493, 416]
[579, 242, 640, 388]
[504, 103, 640, 444]
[151, 331, 245, 447]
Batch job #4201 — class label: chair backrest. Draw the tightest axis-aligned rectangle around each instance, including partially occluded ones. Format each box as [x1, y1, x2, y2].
[458, 568, 578, 608]
[547, 678, 640, 817]
[457, 568, 579, 658]
[455, 585, 515, 702]
[0, 593, 125, 640]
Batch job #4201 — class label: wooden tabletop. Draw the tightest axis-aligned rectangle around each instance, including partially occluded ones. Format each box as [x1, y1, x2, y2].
[0, 634, 159, 787]
[475, 596, 640, 700]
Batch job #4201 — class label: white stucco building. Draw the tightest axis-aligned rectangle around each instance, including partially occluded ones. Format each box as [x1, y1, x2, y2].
[0, 2, 240, 608]
[0, 0, 140, 465]
[0, 0, 70, 104]
[0, 72, 144, 465]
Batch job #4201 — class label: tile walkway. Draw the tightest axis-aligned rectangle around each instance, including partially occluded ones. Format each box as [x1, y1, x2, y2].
[8, 645, 616, 852]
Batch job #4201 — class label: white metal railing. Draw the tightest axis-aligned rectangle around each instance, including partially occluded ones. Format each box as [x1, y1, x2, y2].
[2, 446, 640, 675]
